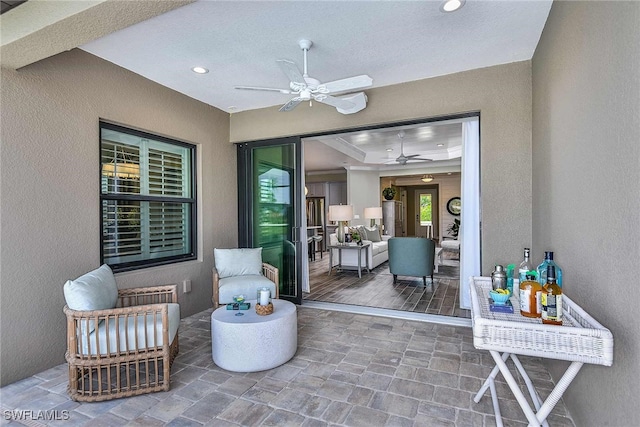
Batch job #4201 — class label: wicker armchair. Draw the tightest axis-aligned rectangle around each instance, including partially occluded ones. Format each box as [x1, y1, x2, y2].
[64, 270, 179, 402]
[212, 248, 279, 308]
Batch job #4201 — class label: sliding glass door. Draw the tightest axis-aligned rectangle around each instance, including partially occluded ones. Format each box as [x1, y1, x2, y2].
[237, 137, 303, 304]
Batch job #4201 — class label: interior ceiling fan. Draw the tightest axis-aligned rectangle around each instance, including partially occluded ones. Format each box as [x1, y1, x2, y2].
[387, 131, 432, 165]
[235, 39, 373, 114]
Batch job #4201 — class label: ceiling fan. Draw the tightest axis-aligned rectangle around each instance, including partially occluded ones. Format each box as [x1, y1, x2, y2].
[387, 131, 432, 165]
[235, 39, 373, 114]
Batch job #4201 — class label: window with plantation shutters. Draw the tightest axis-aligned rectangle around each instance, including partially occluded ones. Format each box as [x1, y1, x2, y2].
[100, 122, 196, 271]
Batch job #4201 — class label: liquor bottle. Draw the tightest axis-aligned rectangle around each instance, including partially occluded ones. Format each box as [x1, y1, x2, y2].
[519, 271, 541, 318]
[537, 251, 563, 288]
[518, 248, 533, 284]
[541, 266, 563, 325]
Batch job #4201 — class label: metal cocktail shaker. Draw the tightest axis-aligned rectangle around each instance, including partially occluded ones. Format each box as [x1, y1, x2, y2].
[491, 265, 507, 290]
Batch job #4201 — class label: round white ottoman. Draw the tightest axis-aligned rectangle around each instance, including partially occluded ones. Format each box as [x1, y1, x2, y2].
[211, 299, 297, 372]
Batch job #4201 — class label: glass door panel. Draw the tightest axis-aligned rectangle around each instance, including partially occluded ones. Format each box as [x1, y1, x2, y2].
[238, 138, 302, 304]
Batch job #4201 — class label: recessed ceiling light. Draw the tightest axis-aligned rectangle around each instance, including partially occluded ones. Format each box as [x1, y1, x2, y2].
[440, 0, 465, 13]
[191, 66, 209, 74]
[437, 143, 444, 147]
[386, 148, 393, 152]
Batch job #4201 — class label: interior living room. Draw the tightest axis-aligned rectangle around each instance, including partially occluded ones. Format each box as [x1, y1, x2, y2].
[301, 121, 468, 319]
[1, 1, 638, 426]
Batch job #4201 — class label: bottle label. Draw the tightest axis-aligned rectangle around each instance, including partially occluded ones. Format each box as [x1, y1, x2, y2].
[520, 289, 531, 313]
[541, 293, 563, 322]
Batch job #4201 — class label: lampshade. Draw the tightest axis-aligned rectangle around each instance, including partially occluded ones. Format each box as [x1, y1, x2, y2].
[421, 174, 434, 183]
[363, 207, 383, 220]
[328, 205, 353, 221]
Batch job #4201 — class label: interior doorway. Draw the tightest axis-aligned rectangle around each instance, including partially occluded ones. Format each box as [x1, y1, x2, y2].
[415, 187, 438, 240]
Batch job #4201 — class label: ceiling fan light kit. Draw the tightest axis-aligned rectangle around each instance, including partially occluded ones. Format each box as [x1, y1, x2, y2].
[235, 39, 373, 115]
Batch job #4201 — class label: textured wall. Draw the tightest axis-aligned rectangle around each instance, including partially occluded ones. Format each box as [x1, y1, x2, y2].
[532, 2, 640, 425]
[0, 49, 235, 385]
[231, 62, 533, 274]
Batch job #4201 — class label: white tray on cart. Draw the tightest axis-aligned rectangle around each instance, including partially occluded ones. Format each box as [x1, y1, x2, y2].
[470, 276, 613, 366]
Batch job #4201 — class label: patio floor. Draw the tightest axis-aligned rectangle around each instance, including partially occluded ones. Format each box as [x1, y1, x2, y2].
[0, 306, 575, 426]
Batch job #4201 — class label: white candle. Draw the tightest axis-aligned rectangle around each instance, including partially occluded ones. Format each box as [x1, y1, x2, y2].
[259, 288, 270, 306]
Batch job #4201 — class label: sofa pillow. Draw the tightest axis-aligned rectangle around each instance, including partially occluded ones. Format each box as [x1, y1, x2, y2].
[214, 248, 263, 278]
[355, 226, 367, 242]
[63, 264, 118, 312]
[364, 225, 382, 242]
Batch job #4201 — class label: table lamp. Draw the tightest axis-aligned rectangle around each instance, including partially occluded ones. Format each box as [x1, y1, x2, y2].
[364, 206, 383, 227]
[328, 204, 353, 244]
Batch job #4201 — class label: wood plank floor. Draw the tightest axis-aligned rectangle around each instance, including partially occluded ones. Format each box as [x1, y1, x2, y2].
[304, 251, 471, 319]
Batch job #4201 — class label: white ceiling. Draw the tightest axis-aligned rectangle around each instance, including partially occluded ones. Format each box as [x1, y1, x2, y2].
[2, 1, 550, 175]
[81, 0, 552, 114]
[304, 120, 464, 172]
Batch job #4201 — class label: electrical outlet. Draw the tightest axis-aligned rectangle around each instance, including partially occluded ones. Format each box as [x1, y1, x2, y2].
[183, 279, 191, 293]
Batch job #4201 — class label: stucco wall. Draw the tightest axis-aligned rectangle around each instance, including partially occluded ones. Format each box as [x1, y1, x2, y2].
[231, 61, 533, 274]
[0, 49, 235, 385]
[532, 2, 640, 425]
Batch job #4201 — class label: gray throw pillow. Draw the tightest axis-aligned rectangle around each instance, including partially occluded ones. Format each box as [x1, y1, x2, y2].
[364, 226, 381, 242]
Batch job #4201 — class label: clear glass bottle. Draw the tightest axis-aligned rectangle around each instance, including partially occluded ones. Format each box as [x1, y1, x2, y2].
[541, 265, 563, 325]
[518, 248, 533, 284]
[537, 251, 563, 288]
[519, 271, 541, 318]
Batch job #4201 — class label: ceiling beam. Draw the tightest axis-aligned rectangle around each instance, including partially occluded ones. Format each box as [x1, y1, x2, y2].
[0, 0, 194, 70]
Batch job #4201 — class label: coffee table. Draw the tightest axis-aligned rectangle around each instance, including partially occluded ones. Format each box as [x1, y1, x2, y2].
[211, 299, 297, 372]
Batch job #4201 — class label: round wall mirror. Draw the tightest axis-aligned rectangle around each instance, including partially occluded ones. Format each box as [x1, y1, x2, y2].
[447, 197, 461, 215]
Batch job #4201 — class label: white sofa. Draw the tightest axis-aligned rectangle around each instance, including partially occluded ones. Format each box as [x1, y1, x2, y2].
[329, 233, 391, 270]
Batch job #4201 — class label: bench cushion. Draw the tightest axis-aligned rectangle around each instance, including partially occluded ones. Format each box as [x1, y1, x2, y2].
[79, 303, 180, 355]
[218, 275, 277, 305]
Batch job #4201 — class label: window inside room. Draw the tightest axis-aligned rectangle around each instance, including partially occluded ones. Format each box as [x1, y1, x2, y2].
[100, 122, 196, 272]
[419, 193, 433, 226]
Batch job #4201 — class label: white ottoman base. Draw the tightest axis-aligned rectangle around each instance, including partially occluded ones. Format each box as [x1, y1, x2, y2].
[211, 299, 297, 372]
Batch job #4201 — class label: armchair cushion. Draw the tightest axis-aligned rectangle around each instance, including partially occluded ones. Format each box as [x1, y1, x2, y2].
[79, 303, 180, 355]
[218, 275, 277, 305]
[214, 248, 263, 278]
[63, 264, 118, 333]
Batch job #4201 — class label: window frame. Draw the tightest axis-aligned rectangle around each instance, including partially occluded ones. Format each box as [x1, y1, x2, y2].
[99, 121, 197, 272]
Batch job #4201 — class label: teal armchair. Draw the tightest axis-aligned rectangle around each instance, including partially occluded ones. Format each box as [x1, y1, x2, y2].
[388, 237, 436, 286]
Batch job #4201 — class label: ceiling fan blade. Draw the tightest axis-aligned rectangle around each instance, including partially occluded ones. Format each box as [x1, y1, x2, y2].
[319, 75, 373, 94]
[279, 97, 302, 112]
[314, 94, 356, 111]
[277, 59, 305, 85]
[406, 157, 433, 162]
[235, 85, 291, 94]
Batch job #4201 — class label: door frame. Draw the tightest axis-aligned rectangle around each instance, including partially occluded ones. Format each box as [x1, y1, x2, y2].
[414, 186, 439, 239]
